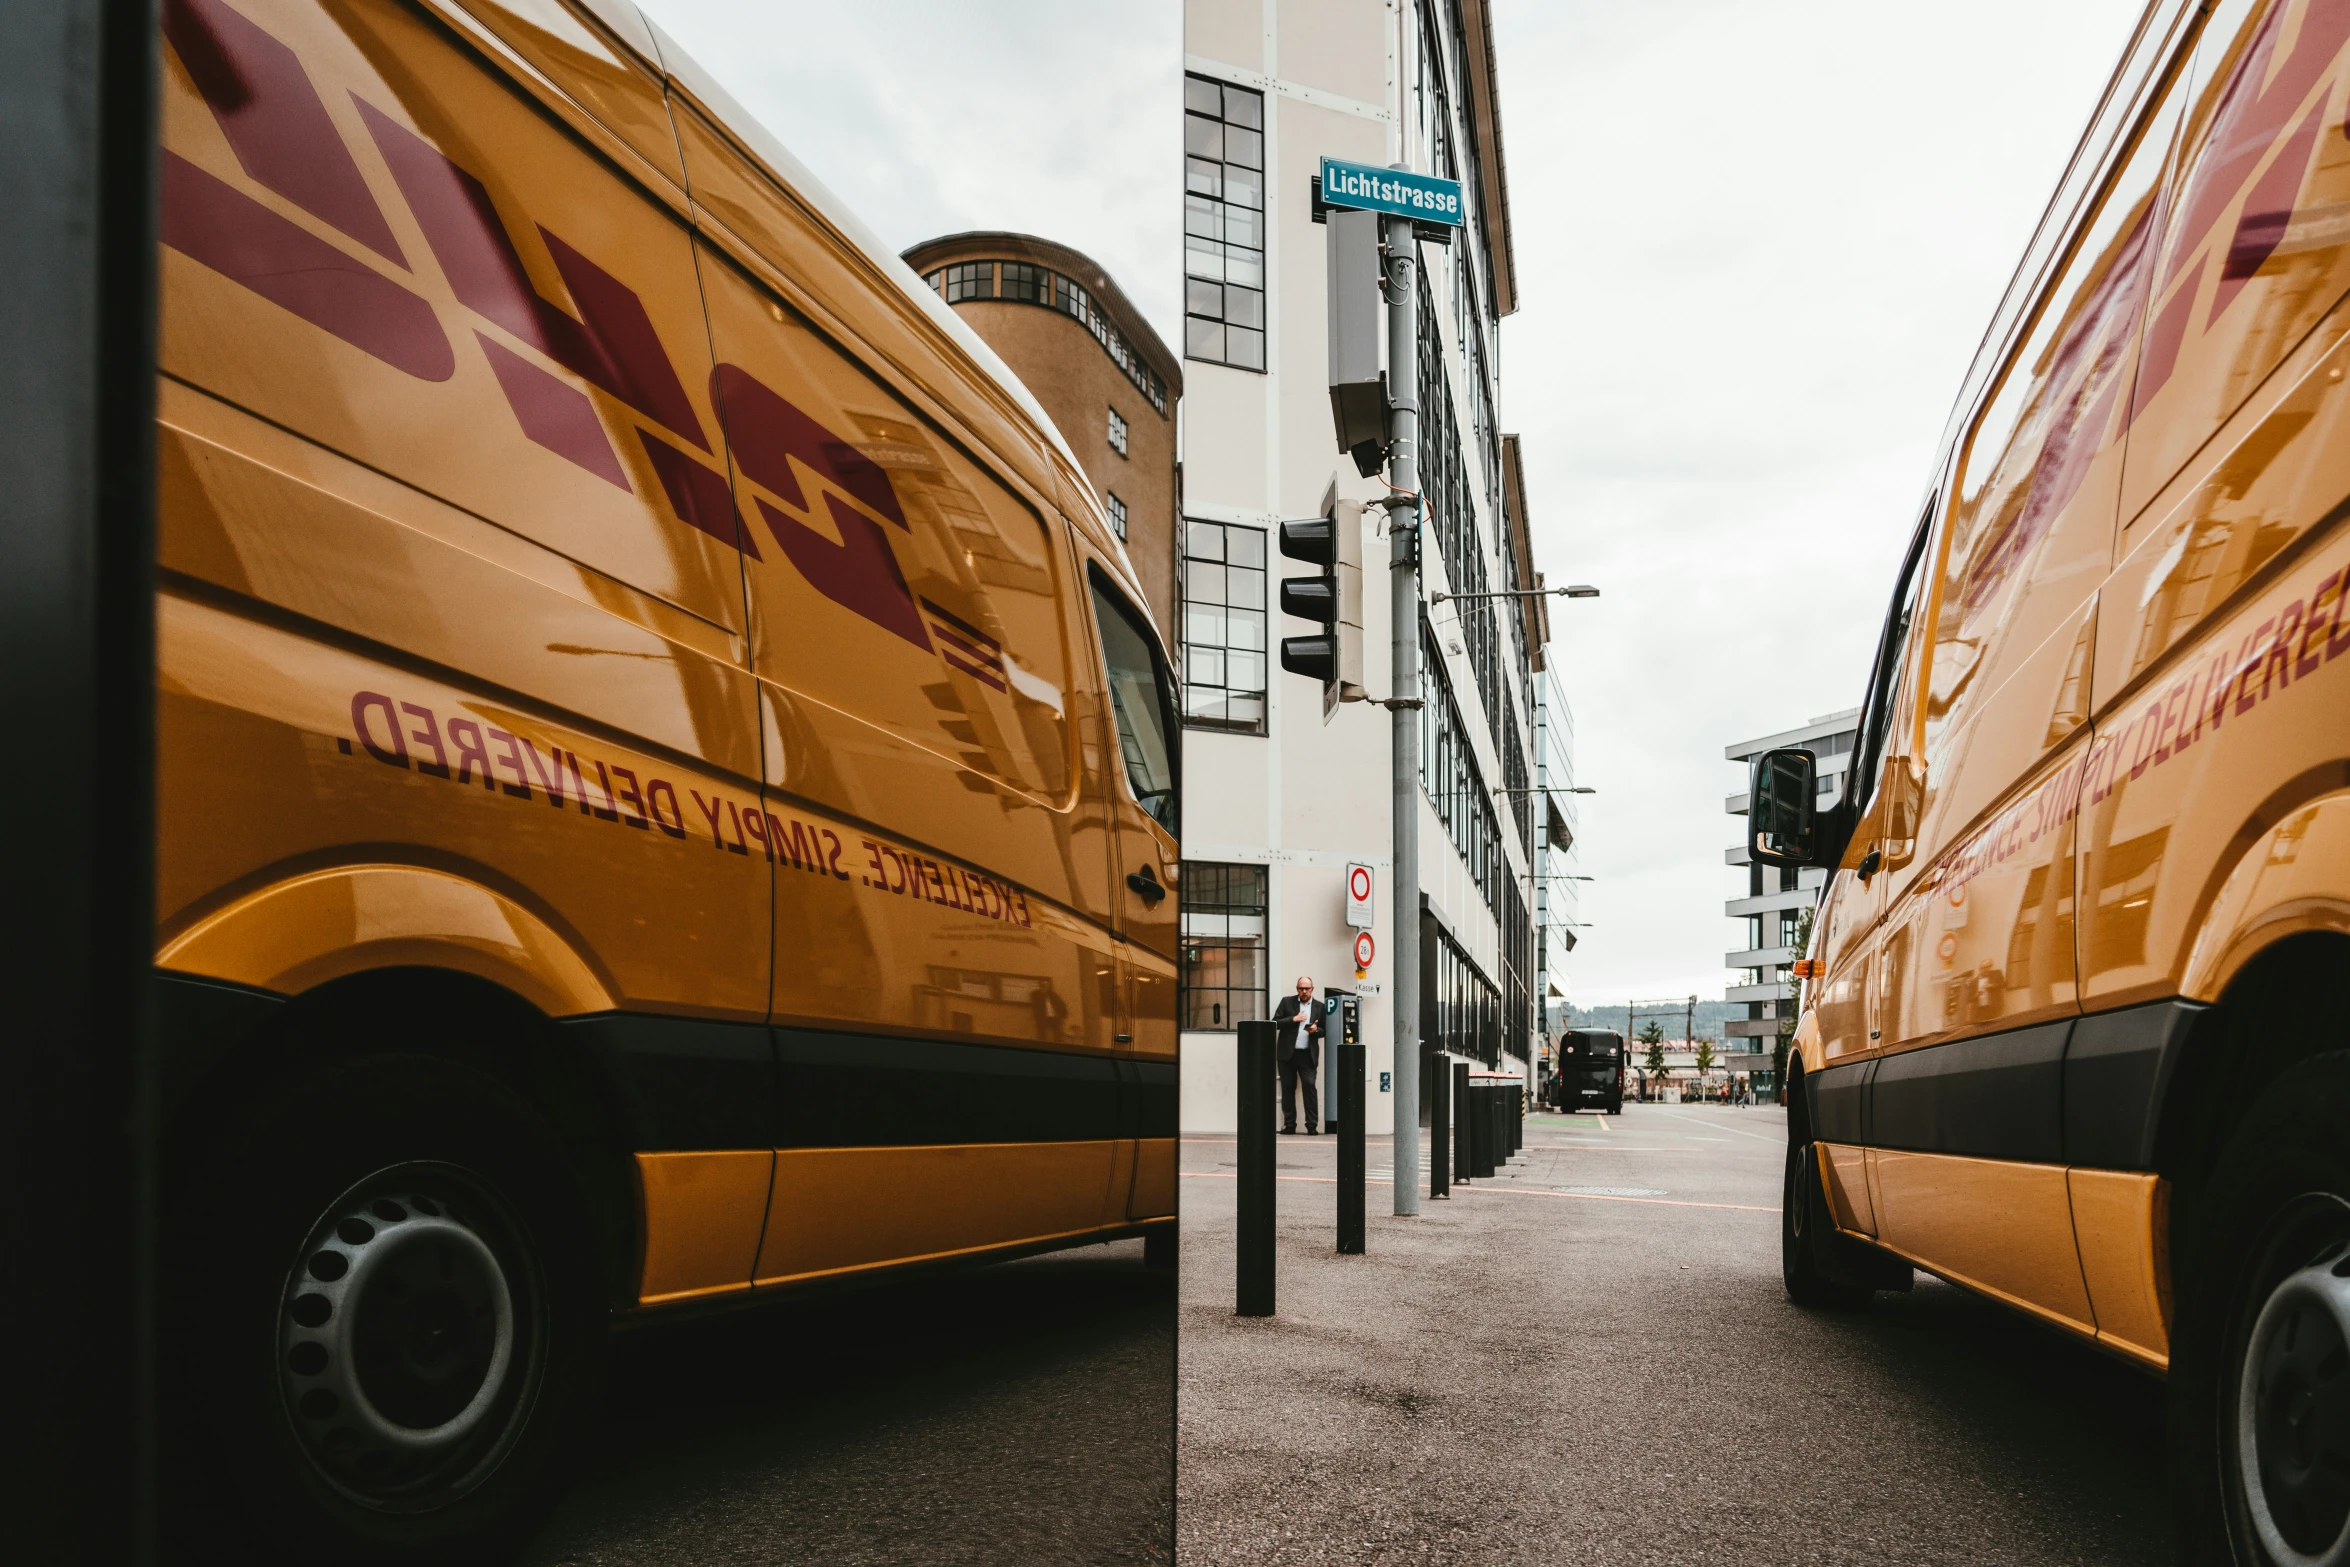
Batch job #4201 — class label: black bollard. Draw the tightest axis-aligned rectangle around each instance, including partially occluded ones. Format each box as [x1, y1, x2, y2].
[1453, 1061, 1472, 1183]
[1428, 1047, 1450, 1199]
[1470, 1082, 1495, 1178]
[1236, 1019, 1275, 1317]
[1337, 1040, 1365, 1253]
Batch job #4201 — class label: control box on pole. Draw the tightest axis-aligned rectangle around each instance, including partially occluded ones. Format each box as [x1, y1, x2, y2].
[1325, 205, 1385, 477]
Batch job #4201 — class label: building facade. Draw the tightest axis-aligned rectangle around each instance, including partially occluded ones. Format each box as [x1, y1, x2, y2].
[1533, 662, 1581, 1088]
[1723, 708, 1861, 1095]
[903, 232, 1183, 639]
[1180, 0, 1552, 1133]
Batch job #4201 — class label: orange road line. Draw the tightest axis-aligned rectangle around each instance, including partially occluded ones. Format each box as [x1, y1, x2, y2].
[1179, 1170, 1777, 1213]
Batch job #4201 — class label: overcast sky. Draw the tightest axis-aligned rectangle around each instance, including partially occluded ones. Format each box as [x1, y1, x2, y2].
[648, 0, 2147, 1007]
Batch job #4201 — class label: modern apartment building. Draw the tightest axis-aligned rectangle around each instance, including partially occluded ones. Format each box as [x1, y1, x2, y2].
[1178, 0, 1552, 1133]
[1722, 708, 1860, 1095]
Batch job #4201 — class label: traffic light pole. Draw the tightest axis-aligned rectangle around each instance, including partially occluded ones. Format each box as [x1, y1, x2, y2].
[1383, 209, 1422, 1218]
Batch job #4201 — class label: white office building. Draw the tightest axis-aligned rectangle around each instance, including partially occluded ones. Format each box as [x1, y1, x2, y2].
[1722, 708, 1860, 1095]
[1177, 0, 1556, 1132]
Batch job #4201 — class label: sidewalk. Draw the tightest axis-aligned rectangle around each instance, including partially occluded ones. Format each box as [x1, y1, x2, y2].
[1178, 1107, 1775, 1565]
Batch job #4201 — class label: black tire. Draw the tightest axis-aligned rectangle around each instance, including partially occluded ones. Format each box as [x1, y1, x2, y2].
[2174, 1051, 2350, 1567]
[173, 1053, 603, 1566]
[1782, 1132, 1873, 1310]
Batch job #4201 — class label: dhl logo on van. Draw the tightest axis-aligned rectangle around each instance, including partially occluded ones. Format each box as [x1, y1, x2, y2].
[160, 0, 946, 657]
[1950, 0, 2350, 629]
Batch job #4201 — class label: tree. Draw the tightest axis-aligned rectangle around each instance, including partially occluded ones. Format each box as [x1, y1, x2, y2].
[1695, 1039, 1717, 1075]
[1640, 1020, 1667, 1082]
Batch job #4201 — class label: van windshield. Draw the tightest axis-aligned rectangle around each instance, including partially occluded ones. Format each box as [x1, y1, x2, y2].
[1091, 575, 1179, 833]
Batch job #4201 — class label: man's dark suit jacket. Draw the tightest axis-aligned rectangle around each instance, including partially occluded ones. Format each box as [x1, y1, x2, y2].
[1271, 995, 1325, 1069]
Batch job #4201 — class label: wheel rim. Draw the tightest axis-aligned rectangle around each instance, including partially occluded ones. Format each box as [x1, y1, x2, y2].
[2235, 1201, 2350, 1567]
[277, 1164, 541, 1510]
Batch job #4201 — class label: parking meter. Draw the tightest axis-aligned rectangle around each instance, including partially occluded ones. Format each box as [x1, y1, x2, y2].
[1321, 988, 1359, 1129]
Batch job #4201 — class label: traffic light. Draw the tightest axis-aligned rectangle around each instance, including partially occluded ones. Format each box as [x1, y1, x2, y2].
[1277, 499, 1366, 720]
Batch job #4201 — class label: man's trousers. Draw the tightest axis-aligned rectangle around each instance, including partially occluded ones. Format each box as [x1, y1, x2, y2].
[1280, 1048, 1318, 1133]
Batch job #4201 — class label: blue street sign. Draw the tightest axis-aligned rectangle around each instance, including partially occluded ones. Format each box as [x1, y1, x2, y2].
[1319, 157, 1465, 227]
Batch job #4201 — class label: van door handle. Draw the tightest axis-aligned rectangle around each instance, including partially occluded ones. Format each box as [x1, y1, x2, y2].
[1125, 864, 1167, 904]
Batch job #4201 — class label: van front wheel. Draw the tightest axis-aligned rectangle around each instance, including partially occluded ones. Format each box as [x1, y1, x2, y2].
[2176, 1053, 2350, 1567]
[1782, 1136, 1872, 1310]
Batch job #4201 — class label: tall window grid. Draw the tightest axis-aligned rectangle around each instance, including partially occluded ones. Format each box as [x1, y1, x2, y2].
[1181, 862, 1267, 1030]
[1422, 918, 1501, 1069]
[1418, 280, 1509, 742]
[1184, 75, 1265, 371]
[1420, 622, 1502, 912]
[1107, 406, 1128, 456]
[1181, 519, 1267, 732]
[1104, 492, 1127, 540]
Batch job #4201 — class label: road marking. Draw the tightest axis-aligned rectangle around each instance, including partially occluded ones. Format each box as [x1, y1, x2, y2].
[1648, 1110, 1787, 1146]
[1180, 1170, 1777, 1213]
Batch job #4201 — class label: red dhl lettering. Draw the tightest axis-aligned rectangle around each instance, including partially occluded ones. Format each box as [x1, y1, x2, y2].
[339, 689, 1033, 928]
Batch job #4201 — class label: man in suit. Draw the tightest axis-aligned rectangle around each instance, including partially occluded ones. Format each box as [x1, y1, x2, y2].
[1272, 976, 1325, 1135]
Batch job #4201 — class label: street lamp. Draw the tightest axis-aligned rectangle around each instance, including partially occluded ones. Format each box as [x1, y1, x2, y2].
[1431, 584, 1600, 604]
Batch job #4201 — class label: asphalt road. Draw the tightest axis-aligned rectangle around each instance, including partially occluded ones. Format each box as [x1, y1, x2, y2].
[1177, 1103, 2173, 1566]
[164, 1238, 1173, 1565]
[520, 1238, 1174, 1566]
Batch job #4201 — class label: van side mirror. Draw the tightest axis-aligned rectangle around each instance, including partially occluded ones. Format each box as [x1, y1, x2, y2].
[1750, 748, 1818, 867]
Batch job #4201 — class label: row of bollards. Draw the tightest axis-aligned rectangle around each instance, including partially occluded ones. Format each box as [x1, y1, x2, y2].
[1237, 1023, 1529, 1317]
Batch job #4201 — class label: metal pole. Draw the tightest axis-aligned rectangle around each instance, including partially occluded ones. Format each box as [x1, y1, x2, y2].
[1236, 1020, 1275, 1316]
[1384, 201, 1422, 1217]
[1338, 1040, 1365, 1253]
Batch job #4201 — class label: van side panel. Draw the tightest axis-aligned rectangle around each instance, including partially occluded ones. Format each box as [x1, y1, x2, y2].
[157, 0, 769, 1018]
[2080, 493, 2350, 1007]
[2068, 1167, 2171, 1367]
[1866, 1148, 2097, 1333]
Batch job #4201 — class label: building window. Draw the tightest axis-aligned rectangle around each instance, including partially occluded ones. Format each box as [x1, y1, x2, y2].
[939, 261, 993, 303]
[1181, 519, 1267, 732]
[1422, 917, 1502, 1069]
[1182, 862, 1267, 1030]
[1184, 74, 1265, 372]
[1001, 261, 1048, 304]
[1107, 406, 1129, 457]
[1104, 491, 1127, 539]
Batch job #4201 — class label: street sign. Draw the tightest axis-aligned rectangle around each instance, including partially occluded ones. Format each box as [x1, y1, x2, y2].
[1345, 863, 1373, 929]
[1319, 157, 1465, 228]
[1352, 930, 1375, 971]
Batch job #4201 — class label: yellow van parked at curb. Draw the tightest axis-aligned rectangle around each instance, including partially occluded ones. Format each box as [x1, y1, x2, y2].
[1753, 1, 2350, 1558]
[152, 0, 1177, 1556]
